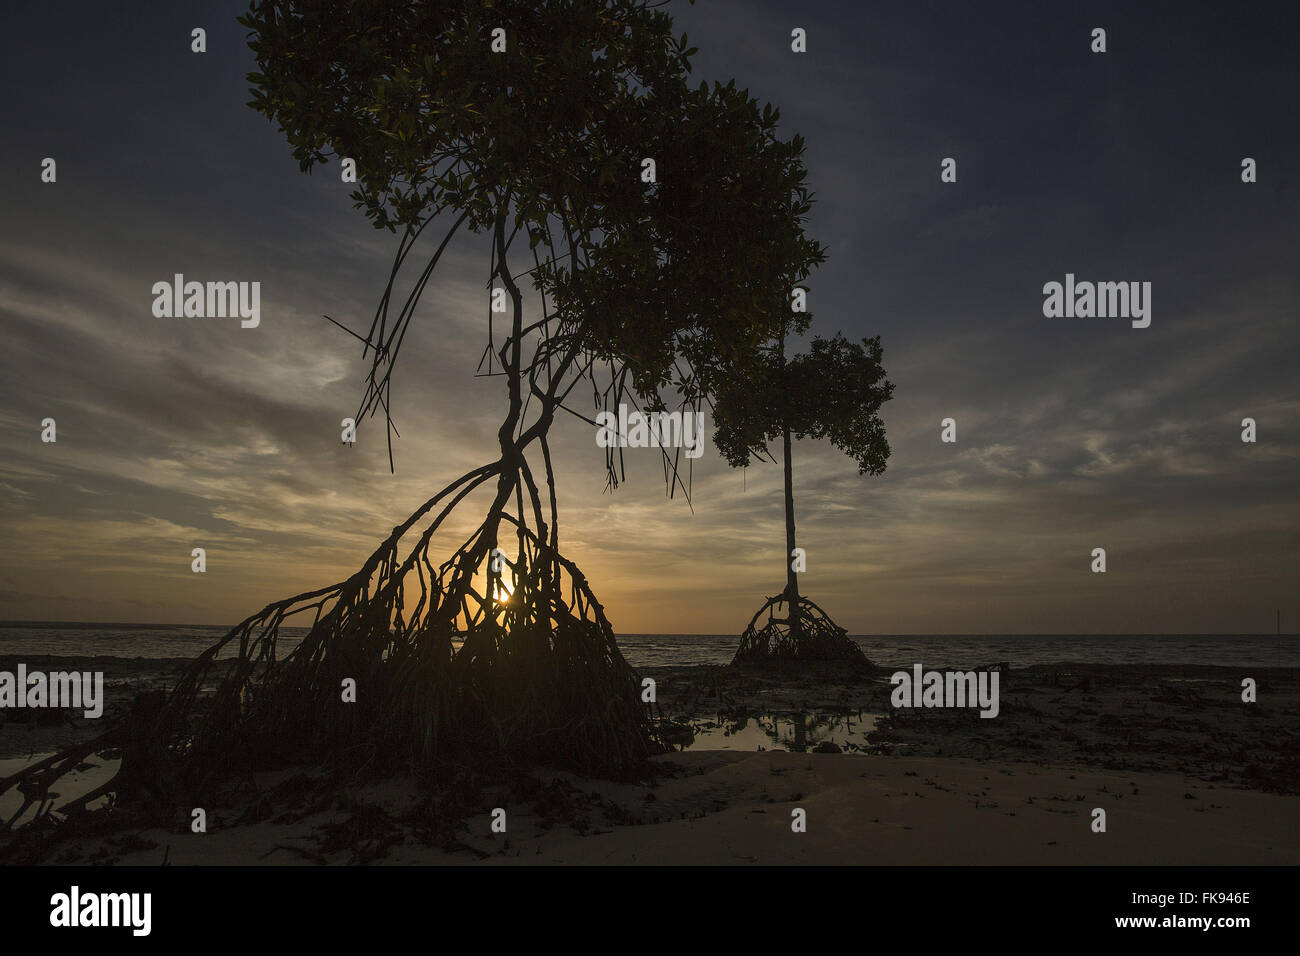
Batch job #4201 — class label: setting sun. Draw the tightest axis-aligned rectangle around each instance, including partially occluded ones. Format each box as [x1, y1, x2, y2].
[492, 577, 515, 605]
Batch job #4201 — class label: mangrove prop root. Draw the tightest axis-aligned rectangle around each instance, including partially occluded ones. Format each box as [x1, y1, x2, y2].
[1, 476, 661, 837]
[732, 593, 871, 665]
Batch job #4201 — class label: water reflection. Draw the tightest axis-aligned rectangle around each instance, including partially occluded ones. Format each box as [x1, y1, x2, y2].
[677, 711, 882, 753]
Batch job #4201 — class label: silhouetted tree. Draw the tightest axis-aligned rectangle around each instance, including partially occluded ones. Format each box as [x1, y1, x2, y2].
[1, 0, 828, 837]
[713, 332, 893, 663]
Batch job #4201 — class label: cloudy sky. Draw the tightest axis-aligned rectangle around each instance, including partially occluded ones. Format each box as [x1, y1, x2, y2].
[1, 0, 1296, 635]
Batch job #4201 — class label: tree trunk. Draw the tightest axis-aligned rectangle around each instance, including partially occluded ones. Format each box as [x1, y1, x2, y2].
[778, 334, 801, 637]
[783, 420, 800, 610]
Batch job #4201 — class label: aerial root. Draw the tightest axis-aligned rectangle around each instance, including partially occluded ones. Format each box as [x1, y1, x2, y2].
[1, 480, 660, 842]
[732, 593, 872, 666]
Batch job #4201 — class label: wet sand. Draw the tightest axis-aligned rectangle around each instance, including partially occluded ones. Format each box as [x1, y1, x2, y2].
[29, 752, 1300, 865]
[0, 656, 196, 761]
[4, 656, 1298, 864]
[650, 661, 1300, 793]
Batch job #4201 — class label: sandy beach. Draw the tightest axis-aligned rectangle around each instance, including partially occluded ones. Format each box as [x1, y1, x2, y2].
[4, 656, 1297, 865]
[22, 751, 1293, 866]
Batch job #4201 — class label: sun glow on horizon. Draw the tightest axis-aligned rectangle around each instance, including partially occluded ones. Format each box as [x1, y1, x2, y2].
[492, 576, 515, 605]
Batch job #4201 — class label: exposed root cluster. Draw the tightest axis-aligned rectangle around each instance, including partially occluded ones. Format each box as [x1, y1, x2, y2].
[1, 477, 659, 840]
[732, 593, 871, 666]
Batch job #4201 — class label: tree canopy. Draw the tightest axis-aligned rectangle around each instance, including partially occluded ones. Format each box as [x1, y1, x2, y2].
[713, 332, 894, 475]
[3, 0, 849, 835]
[240, 0, 825, 463]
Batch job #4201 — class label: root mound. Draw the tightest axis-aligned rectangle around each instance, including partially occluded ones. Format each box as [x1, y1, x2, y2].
[732, 594, 871, 667]
[1, 490, 660, 840]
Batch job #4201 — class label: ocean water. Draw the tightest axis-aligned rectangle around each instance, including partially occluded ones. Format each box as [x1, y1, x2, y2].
[0, 621, 1297, 669]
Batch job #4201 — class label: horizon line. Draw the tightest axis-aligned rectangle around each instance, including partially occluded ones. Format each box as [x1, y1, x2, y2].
[0, 619, 1296, 639]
